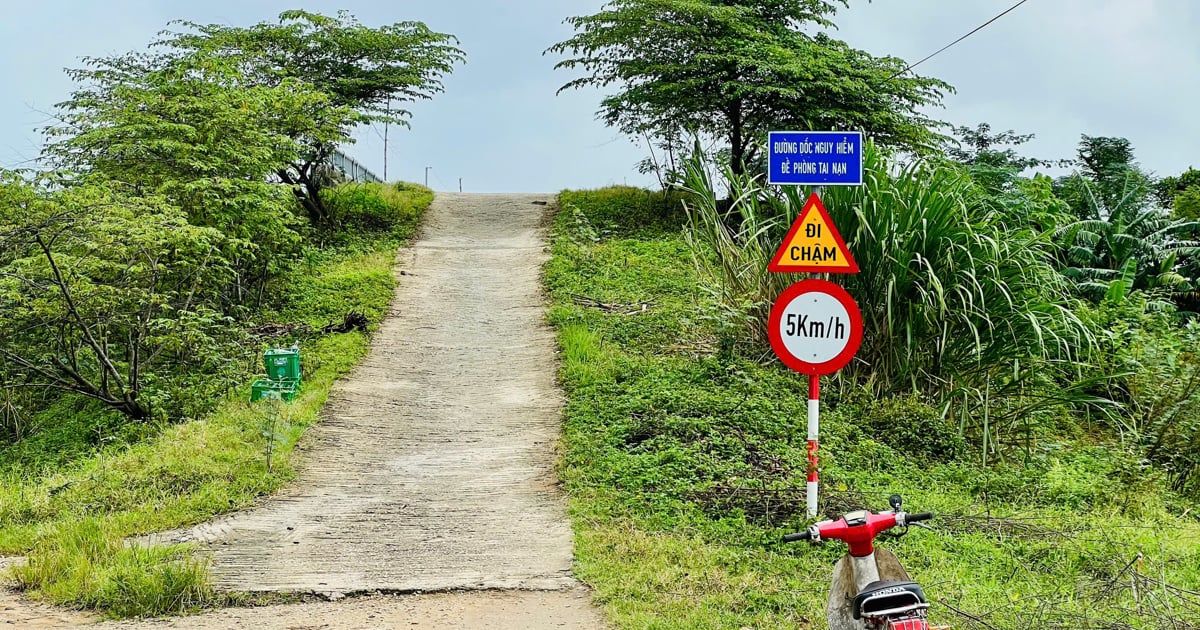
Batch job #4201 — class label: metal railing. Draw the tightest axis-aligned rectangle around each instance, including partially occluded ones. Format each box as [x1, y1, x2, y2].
[329, 149, 383, 184]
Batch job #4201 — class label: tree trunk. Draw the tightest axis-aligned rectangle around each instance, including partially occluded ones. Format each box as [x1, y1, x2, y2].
[277, 166, 329, 227]
[119, 399, 150, 421]
[729, 99, 745, 176]
[302, 175, 329, 225]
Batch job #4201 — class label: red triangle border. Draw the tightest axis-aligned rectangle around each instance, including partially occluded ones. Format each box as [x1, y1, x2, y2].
[767, 193, 859, 274]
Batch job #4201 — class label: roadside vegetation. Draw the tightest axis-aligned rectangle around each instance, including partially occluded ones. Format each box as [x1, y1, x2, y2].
[549, 180, 1200, 629]
[0, 8, 454, 619]
[548, 2, 1200, 628]
[0, 181, 430, 616]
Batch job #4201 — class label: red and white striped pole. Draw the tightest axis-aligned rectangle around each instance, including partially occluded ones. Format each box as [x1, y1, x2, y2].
[807, 373, 820, 518]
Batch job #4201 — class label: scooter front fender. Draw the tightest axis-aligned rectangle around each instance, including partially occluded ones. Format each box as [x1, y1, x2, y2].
[827, 547, 911, 630]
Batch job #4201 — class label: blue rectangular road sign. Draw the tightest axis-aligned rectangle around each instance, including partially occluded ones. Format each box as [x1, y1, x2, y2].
[767, 131, 863, 186]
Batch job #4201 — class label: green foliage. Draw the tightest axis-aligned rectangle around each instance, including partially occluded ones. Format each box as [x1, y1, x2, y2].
[851, 394, 968, 463]
[1173, 185, 1200, 221]
[152, 10, 464, 224]
[164, 10, 464, 127]
[1156, 167, 1200, 218]
[683, 144, 1092, 406]
[1055, 135, 1155, 219]
[0, 178, 242, 421]
[1055, 176, 1200, 301]
[45, 10, 460, 228]
[275, 252, 396, 330]
[1085, 296, 1200, 494]
[558, 324, 621, 390]
[558, 187, 687, 238]
[45, 61, 320, 304]
[12, 520, 213, 618]
[548, 187, 1200, 629]
[0, 386, 40, 443]
[548, 0, 950, 174]
[322, 182, 433, 233]
[947, 123, 1057, 173]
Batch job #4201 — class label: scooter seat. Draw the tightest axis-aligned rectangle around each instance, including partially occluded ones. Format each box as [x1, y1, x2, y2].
[852, 580, 927, 619]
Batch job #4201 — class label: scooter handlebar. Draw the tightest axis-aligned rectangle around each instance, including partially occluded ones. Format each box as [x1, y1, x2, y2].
[784, 510, 935, 553]
[903, 512, 933, 525]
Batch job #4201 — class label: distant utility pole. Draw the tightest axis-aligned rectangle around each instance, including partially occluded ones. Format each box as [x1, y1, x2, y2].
[425, 166, 432, 188]
[383, 96, 390, 181]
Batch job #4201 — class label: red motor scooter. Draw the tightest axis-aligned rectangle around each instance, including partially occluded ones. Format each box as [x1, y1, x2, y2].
[784, 495, 942, 630]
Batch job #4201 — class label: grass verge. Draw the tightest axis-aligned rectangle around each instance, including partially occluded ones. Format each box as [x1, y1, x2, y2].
[547, 187, 1200, 629]
[0, 182, 431, 618]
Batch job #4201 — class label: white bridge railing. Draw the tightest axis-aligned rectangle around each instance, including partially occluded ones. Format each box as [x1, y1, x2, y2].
[329, 149, 383, 184]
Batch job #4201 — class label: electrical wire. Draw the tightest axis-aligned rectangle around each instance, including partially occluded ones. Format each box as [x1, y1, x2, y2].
[888, 0, 1034, 80]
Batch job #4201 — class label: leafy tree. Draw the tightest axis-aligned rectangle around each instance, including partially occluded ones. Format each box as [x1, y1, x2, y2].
[1056, 177, 1200, 302]
[55, 11, 464, 226]
[948, 123, 1044, 169]
[947, 124, 1073, 232]
[45, 61, 325, 306]
[548, 0, 950, 176]
[0, 177, 236, 420]
[1173, 187, 1200, 222]
[1049, 136, 1200, 302]
[154, 10, 464, 223]
[1055, 136, 1153, 218]
[1155, 167, 1200, 219]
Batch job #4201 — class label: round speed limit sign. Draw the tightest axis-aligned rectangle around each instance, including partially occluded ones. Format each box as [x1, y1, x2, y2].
[768, 279, 863, 375]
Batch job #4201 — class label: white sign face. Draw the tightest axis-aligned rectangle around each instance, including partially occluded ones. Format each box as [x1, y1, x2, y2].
[777, 291, 853, 364]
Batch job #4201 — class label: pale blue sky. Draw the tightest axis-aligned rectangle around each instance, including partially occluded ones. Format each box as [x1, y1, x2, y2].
[1, 1, 1197, 192]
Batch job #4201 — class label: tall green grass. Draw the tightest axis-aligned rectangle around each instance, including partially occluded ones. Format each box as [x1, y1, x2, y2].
[682, 145, 1108, 454]
[321, 181, 432, 235]
[548, 186, 1200, 629]
[685, 145, 1092, 393]
[12, 519, 212, 618]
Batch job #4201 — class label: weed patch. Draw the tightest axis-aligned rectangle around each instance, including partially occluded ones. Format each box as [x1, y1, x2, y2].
[550, 187, 1200, 629]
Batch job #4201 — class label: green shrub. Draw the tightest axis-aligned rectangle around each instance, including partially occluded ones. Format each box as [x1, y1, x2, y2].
[322, 182, 432, 233]
[12, 518, 214, 617]
[558, 187, 686, 238]
[1084, 295, 1200, 495]
[853, 395, 968, 463]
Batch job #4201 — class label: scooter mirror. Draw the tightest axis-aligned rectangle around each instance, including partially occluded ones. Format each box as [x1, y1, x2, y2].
[889, 494, 903, 511]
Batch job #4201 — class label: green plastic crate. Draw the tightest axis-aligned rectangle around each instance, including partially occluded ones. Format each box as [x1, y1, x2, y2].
[250, 379, 299, 402]
[264, 346, 302, 383]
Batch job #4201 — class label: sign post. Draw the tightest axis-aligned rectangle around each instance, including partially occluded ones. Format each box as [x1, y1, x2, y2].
[767, 279, 863, 516]
[766, 130, 864, 518]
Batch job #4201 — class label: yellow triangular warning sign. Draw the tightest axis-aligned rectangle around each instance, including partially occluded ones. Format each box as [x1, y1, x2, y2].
[768, 193, 858, 274]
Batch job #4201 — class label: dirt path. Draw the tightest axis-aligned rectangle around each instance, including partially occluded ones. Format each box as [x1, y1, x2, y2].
[2, 559, 96, 628]
[117, 193, 607, 627]
[96, 591, 600, 629]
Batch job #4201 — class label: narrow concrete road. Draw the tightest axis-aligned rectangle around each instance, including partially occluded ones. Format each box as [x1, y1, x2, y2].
[117, 193, 607, 628]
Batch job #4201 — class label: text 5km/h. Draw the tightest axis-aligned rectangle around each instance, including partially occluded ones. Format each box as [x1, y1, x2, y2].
[785, 314, 848, 340]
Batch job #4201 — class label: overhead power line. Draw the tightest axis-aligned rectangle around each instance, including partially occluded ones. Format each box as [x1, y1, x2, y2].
[889, 0, 1034, 80]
